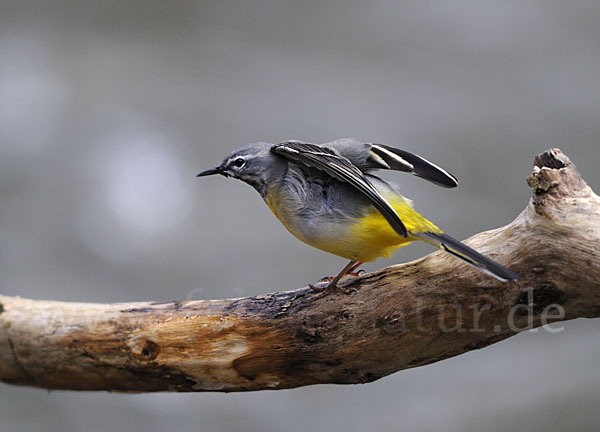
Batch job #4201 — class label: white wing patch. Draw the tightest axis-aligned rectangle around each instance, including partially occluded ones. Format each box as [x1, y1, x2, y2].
[371, 145, 414, 171]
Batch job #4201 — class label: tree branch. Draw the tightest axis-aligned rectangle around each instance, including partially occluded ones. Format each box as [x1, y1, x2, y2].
[1, 148, 599, 392]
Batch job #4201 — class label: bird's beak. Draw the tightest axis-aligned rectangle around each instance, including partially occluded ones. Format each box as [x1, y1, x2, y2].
[197, 167, 222, 177]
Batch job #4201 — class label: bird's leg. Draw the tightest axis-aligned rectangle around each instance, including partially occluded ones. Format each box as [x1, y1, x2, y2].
[310, 260, 361, 296]
[310, 261, 357, 292]
[315, 261, 364, 283]
[344, 261, 365, 278]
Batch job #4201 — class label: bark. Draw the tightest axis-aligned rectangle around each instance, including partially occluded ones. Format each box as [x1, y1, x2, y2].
[1, 148, 599, 392]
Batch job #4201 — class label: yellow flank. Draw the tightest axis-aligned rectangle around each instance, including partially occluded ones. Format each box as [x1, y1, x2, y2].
[264, 187, 442, 263]
[348, 195, 441, 262]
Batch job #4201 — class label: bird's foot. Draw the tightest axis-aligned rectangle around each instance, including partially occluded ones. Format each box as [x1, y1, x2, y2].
[308, 283, 327, 293]
[346, 269, 365, 278]
[316, 269, 364, 284]
[309, 282, 356, 298]
[316, 276, 334, 284]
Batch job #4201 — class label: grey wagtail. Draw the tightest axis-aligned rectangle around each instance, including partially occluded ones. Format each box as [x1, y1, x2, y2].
[198, 139, 519, 295]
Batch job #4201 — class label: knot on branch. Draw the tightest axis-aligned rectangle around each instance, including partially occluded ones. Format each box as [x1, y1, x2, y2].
[527, 148, 583, 195]
[526, 148, 592, 222]
[533, 148, 573, 170]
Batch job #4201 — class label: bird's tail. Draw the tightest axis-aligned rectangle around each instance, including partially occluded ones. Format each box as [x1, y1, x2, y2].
[416, 232, 520, 282]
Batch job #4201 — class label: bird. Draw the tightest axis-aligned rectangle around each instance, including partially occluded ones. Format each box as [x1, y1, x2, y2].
[197, 139, 519, 295]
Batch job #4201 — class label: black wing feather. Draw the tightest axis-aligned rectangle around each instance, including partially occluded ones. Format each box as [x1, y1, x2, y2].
[272, 141, 408, 237]
[370, 144, 458, 188]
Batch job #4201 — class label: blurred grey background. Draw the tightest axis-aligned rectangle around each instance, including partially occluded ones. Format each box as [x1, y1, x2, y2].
[1, 1, 600, 431]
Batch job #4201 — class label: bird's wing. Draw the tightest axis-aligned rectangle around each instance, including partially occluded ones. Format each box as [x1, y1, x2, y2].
[325, 139, 458, 188]
[271, 141, 408, 237]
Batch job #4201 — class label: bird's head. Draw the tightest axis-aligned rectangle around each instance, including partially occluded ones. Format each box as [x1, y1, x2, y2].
[197, 142, 281, 195]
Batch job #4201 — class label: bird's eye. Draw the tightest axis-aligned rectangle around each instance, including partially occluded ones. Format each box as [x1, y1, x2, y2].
[234, 158, 245, 168]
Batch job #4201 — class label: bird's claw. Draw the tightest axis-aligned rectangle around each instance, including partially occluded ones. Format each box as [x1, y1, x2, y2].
[332, 285, 356, 294]
[309, 283, 327, 293]
[316, 269, 364, 284]
[317, 276, 334, 284]
[309, 282, 356, 298]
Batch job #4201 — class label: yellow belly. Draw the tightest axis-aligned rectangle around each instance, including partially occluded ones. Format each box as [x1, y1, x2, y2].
[265, 190, 441, 263]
